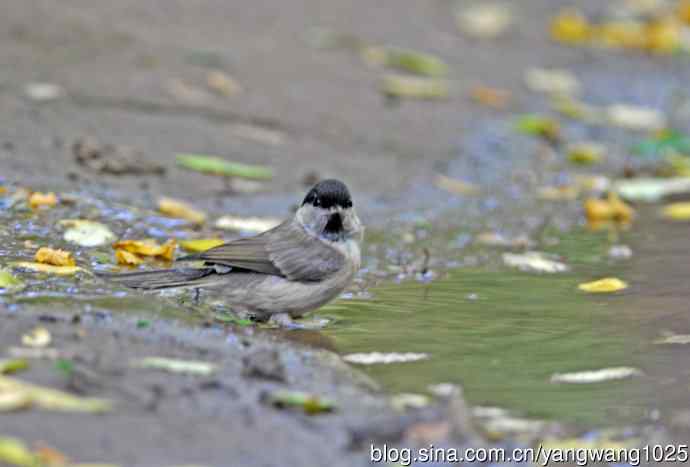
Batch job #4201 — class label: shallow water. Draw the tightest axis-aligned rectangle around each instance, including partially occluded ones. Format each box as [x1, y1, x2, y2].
[2, 188, 689, 431]
[323, 213, 689, 428]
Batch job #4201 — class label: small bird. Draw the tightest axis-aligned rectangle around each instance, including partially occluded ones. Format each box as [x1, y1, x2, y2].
[99, 179, 363, 327]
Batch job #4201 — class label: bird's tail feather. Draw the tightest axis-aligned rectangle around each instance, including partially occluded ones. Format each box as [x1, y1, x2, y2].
[96, 267, 216, 290]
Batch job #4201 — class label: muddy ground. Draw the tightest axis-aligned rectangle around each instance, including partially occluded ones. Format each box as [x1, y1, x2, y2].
[1, 0, 690, 466]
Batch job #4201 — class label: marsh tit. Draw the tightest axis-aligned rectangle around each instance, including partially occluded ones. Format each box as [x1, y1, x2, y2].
[100, 179, 363, 327]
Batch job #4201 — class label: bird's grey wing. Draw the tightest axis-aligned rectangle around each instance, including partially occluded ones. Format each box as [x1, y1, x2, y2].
[265, 220, 345, 282]
[178, 220, 344, 282]
[177, 223, 285, 276]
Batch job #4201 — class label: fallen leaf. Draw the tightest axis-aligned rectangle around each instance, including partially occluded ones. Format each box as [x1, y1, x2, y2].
[158, 197, 207, 225]
[551, 95, 602, 122]
[115, 249, 143, 266]
[515, 115, 560, 143]
[645, 17, 682, 54]
[59, 220, 116, 247]
[0, 375, 112, 412]
[206, 70, 242, 96]
[502, 251, 569, 273]
[35, 247, 76, 267]
[0, 359, 29, 375]
[0, 436, 40, 466]
[608, 244, 633, 260]
[457, 3, 513, 39]
[434, 174, 480, 196]
[470, 85, 511, 109]
[21, 327, 51, 348]
[28, 192, 58, 209]
[584, 192, 634, 223]
[0, 270, 25, 292]
[214, 216, 281, 233]
[661, 201, 690, 220]
[607, 104, 666, 131]
[391, 393, 430, 411]
[179, 238, 225, 253]
[566, 142, 605, 165]
[381, 75, 449, 100]
[550, 367, 642, 383]
[112, 239, 176, 261]
[176, 154, 273, 180]
[654, 334, 690, 345]
[550, 8, 591, 45]
[343, 352, 429, 365]
[578, 277, 628, 293]
[0, 390, 32, 412]
[0, 186, 7, 195]
[524, 68, 580, 95]
[24, 82, 65, 102]
[263, 390, 336, 415]
[12, 262, 82, 276]
[132, 357, 216, 376]
[362, 47, 448, 77]
[616, 178, 690, 202]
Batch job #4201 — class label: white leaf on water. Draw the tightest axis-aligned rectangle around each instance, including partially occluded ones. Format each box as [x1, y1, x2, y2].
[343, 352, 429, 365]
[550, 367, 643, 384]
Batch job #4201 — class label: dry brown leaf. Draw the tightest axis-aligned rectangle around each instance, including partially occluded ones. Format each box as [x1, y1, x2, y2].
[112, 239, 176, 261]
[28, 192, 58, 209]
[584, 192, 634, 224]
[115, 249, 143, 266]
[35, 248, 76, 267]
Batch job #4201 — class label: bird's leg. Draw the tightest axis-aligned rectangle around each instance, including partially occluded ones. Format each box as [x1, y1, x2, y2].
[268, 312, 305, 330]
[193, 288, 201, 304]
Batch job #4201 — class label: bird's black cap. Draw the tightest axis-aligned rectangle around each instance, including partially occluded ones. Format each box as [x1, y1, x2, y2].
[302, 179, 353, 209]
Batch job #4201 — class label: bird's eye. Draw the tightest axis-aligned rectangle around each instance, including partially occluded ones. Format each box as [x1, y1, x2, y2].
[313, 196, 320, 207]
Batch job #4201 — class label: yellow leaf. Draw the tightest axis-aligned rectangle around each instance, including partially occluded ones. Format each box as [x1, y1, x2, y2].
[35, 247, 76, 267]
[661, 202, 690, 220]
[567, 142, 605, 165]
[550, 9, 591, 45]
[207, 70, 242, 96]
[578, 277, 628, 293]
[0, 375, 112, 412]
[0, 186, 6, 195]
[112, 239, 176, 261]
[645, 17, 681, 54]
[21, 327, 51, 348]
[115, 249, 143, 266]
[584, 192, 634, 224]
[179, 238, 225, 253]
[0, 436, 40, 466]
[158, 197, 206, 225]
[13, 262, 82, 275]
[28, 192, 58, 209]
